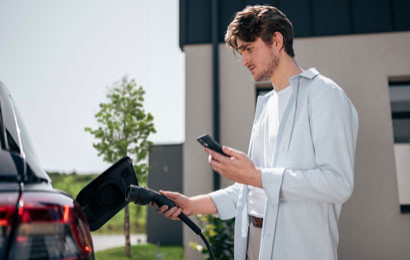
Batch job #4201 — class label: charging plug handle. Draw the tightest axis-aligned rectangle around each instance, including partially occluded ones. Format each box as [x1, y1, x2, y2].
[126, 185, 201, 234]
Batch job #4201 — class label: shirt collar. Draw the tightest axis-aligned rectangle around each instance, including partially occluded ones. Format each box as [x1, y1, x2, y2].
[265, 68, 319, 97]
[290, 67, 319, 83]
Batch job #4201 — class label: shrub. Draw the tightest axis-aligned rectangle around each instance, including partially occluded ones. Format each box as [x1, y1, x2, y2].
[189, 214, 234, 260]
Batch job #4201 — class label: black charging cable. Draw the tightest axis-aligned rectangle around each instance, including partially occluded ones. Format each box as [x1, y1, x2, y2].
[126, 185, 215, 260]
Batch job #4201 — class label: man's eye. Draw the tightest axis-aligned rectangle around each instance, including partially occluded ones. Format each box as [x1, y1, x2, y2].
[247, 48, 252, 52]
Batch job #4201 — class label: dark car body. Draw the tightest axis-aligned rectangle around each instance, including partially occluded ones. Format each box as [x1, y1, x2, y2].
[0, 81, 94, 260]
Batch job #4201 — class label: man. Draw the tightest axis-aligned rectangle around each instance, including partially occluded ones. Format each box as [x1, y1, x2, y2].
[156, 5, 358, 260]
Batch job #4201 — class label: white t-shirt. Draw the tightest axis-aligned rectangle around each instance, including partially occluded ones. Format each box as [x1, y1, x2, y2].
[247, 85, 293, 218]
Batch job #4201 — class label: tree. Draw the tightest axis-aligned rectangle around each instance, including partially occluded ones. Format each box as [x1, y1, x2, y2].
[85, 76, 156, 257]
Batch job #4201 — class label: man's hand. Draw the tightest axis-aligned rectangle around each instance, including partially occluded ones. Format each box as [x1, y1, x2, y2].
[205, 146, 262, 188]
[153, 191, 193, 220]
[153, 192, 218, 221]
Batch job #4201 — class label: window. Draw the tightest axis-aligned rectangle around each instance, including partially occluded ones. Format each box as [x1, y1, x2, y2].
[390, 82, 410, 143]
[389, 80, 410, 214]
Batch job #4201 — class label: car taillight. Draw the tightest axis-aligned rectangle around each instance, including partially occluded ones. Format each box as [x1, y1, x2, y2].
[0, 193, 19, 258]
[9, 192, 93, 260]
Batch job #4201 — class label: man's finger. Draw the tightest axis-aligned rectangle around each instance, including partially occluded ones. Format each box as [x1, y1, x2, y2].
[210, 159, 223, 170]
[163, 207, 178, 218]
[204, 148, 217, 163]
[156, 205, 168, 214]
[170, 208, 182, 219]
[159, 190, 179, 200]
[205, 147, 230, 163]
[222, 146, 245, 159]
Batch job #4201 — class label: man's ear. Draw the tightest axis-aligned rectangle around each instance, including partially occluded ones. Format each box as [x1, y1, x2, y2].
[272, 32, 284, 49]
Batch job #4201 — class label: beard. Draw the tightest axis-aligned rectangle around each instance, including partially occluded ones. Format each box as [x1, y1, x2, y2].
[253, 49, 279, 82]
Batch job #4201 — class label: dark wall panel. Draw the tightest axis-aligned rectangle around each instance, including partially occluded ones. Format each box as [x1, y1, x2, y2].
[245, 0, 277, 7]
[179, 0, 186, 49]
[147, 144, 183, 245]
[278, 0, 313, 37]
[219, 0, 245, 42]
[392, 0, 410, 31]
[351, 0, 393, 33]
[312, 0, 352, 36]
[180, 0, 410, 48]
[186, 0, 212, 44]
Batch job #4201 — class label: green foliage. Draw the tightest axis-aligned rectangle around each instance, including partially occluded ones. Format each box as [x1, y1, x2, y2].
[189, 215, 235, 260]
[48, 172, 97, 198]
[94, 244, 184, 260]
[48, 172, 147, 234]
[84, 76, 156, 181]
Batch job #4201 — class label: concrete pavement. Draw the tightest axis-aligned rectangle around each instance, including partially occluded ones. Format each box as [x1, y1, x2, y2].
[91, 234, 147, 252]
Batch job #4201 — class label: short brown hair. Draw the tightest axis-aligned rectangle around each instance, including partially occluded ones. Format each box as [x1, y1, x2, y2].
[225, 5, 295, 57]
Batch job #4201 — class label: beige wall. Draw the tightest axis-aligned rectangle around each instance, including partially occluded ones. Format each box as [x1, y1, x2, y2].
[183, 45, 214, 260]
[183, 31, 410, 259]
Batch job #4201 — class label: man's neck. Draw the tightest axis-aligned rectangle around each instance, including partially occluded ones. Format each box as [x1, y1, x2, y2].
[271, 55, 302, 91]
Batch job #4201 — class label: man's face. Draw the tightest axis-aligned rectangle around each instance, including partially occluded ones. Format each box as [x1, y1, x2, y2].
[237, 37, 279, 82]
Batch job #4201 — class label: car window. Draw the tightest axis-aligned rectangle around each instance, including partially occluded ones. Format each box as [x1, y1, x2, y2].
[6, 129, 20, 154]
[0, 105, 6, 150]
[10, 98, 50, 183]
[10, 98, 36, 160]
[0, 91, 19, 179]
[0, 128, 19, 179]
[0, 89, 21, 155]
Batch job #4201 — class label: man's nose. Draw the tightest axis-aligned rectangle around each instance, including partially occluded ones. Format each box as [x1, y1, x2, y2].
[241, 54, 250, 67]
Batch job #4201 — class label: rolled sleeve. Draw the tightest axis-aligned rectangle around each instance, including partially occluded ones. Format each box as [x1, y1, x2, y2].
[208, 183, 243, 220]
[261, 167, 286, 206]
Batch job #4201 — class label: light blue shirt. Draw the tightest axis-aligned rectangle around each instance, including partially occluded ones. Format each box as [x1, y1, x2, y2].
[209, 68, 359, 260]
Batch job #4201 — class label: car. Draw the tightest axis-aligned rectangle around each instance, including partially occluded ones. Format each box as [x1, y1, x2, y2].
[0, 81, 94, 260]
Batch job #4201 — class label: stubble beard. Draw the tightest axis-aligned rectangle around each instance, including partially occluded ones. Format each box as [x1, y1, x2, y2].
[254, 50, 279, 82]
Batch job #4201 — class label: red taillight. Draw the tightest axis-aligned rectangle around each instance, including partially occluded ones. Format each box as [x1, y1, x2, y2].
[0, 193, 19, 257]
[0, 205, 16, 227]
[9, 192, 93, 260]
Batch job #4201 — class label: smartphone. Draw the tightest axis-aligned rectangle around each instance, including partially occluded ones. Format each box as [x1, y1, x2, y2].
[196, 134, 228, 156]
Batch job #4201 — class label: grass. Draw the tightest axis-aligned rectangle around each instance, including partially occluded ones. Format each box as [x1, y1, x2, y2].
[94, 244, 184, 260]
[48, 172, 146, 234]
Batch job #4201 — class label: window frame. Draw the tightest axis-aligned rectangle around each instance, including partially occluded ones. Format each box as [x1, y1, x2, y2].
[389, 77, 410, 214]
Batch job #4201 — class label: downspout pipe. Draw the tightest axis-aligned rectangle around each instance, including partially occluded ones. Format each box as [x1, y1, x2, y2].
[211, 0, 220, 191]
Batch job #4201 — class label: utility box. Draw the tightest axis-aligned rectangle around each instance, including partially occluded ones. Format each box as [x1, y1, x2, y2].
[147, 144, 183, 245]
